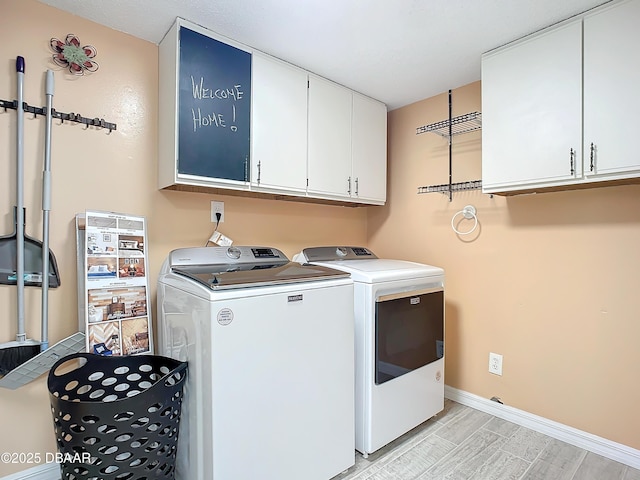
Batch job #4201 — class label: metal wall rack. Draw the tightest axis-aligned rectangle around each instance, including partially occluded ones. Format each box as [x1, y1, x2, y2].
[1, 99, 117, 133]
[416, 90, 481, 201]
[417, 180, 482, 195]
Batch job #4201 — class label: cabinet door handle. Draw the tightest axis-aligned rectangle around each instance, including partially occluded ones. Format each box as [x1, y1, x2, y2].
[590, 143, 595, 172]
[244, 156, 248, 182]
[570, 148, 575, 175]
[355, 177, 359, 196]
[347, 176, 352, 195]
[257, 160, 261, 185]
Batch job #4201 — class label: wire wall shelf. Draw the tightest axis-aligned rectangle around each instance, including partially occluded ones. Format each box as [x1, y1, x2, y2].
[418, 180, 482, 195]
[416, 111, 481, 138]
[416, 91, 483, 201]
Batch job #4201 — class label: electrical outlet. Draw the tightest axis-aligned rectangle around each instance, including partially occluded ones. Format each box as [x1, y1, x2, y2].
[211, 201, 224, 223]
[489, 352, 503, 376]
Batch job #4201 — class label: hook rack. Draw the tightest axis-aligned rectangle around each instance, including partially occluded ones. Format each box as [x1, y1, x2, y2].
[0, 98, 117, 133]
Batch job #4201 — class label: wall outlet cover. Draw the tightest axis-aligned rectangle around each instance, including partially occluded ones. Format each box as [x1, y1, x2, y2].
[211, 201, 225, 223]
[489, 352, 503, 376]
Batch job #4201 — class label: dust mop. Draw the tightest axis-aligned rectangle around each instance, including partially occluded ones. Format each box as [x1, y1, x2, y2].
[40, 68, 54, 354]
[0, 57, 41, 376]
[0, 69, 85, 390]
[37, 69, 85, 363]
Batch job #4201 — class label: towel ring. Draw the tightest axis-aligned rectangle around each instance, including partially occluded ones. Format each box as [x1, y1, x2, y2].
[451, 205, 478, 235]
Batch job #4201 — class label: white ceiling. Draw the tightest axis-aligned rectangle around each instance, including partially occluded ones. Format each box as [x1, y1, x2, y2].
[39, 0, 608, 110]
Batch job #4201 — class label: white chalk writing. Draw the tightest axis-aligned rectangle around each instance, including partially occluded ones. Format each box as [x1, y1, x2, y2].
[192, 108, 229, 131]
[191, 76, 244, 101]
[189, 76, 244, 132]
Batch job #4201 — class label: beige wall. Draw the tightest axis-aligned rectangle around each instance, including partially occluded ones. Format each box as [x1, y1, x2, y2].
[0, 1, 367, 475]
[368, 81, 640, 450]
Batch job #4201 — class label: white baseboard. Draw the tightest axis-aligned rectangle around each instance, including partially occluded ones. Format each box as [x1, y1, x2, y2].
[0, 463, 58, 480]
[445, 385, 640, 470]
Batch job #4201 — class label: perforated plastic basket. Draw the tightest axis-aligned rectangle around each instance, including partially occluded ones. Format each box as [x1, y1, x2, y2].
[47, 353, 187, 480]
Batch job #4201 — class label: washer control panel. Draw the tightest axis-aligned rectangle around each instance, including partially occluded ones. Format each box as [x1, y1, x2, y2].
[169, 246, 288, 268]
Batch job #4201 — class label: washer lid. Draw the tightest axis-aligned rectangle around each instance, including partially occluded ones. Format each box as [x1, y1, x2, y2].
[167, 246, 350, 290]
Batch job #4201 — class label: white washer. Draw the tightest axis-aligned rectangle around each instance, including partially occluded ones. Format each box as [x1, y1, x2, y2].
[295, 246, 445, 456]
[157, 246, 355, 480]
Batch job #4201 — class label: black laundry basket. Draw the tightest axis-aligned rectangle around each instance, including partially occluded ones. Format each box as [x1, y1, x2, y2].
[47, 353, 187, 480]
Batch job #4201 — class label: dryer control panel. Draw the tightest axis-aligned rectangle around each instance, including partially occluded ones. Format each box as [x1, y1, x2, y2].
[301, 246, 378, 262]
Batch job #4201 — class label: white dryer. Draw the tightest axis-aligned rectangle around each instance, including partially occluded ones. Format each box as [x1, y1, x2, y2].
[157, 246, 355, 480]
[295, 246, 445, 456]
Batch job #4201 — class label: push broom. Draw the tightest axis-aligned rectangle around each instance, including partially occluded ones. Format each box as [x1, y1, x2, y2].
[0, 57, 41, 375]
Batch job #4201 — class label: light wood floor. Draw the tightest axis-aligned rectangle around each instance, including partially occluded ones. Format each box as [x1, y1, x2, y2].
[332, 400, 640, 480]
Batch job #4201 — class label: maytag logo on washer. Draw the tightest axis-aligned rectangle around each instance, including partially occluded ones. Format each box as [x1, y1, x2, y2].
[217, 308, 234, 325]
[288, 294, 303, 303]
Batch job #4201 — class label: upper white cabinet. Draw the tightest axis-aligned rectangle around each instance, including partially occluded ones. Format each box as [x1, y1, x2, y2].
[352, 93, 387, 204]
[482, 0, 640, 194]
[583, 0, 640, 179]
[307, 75, 354, 199]
[159, 18, 387, 205]
[307, 76, 387, 205]
[251, 53, 308, 193]
[481, 20, 582, 193]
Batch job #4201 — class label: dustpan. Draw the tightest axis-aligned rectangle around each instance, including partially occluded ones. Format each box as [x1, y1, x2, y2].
[0, 206, 61, 287]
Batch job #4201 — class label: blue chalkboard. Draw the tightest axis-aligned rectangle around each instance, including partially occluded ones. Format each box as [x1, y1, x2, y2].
[178, 26, 251, 181]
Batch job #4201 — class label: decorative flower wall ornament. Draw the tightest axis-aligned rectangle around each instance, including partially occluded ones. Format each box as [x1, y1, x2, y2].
[50, 34, 99, 75]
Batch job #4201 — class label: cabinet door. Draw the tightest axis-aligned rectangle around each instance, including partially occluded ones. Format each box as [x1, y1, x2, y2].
[307, 76, 353, 198]
[158, 19, 252, 190]
[482, 20, 582, 193]
[352, 93, 387, 204]
[584, 0, 640, 179]
[177, 25, 252, 181]
[251, 53, 308, 192]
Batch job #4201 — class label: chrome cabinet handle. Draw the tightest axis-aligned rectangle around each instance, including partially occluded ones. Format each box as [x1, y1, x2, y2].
[355, 177, 359, 196]
[570, 148, 575, 175]
[244, 156, 248, 182]
[590, 143, 595, 172]
[257, 160, 261, 185]
[347, 176, 352, 195]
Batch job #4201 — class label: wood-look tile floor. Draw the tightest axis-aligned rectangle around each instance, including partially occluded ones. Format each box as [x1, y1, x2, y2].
[332, 400, 640, 480]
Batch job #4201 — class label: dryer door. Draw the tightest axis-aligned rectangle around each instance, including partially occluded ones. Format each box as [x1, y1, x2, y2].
[374, 287, 444, 385]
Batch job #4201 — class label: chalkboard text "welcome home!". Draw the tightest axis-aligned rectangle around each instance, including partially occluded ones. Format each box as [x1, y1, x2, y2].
[190, 76, 244, 132]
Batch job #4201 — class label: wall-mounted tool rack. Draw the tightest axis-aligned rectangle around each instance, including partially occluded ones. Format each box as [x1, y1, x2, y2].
[416, 90, 481, 201]
[0, 99, 117, 133]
